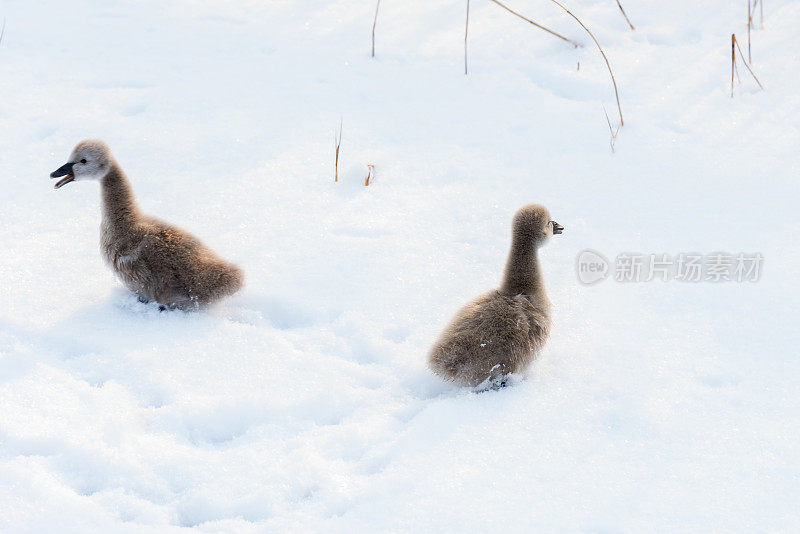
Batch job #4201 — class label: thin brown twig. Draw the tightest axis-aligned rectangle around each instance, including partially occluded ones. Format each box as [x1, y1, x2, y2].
[371, 0, 381, 58]
[603, 107, 620, 153]
[733, 34, 763, 89]
[464, 0, 470, 75]
[749, 0, 762, 25]
[615, 0, 635, 30]
[731, 33, 764, 97]
[747, 0, 752, 63]
[544, 0, 624, 126]
[750, 0, 764, 30]
[334, 119, 343, 182]
[731, 34, 735, 97]
[488, 0, 580, 48]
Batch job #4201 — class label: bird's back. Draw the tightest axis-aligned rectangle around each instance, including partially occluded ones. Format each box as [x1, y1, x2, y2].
[428, 290, 551, 386]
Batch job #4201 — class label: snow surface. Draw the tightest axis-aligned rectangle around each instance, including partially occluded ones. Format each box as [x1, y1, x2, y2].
[1, 0, 799, 531]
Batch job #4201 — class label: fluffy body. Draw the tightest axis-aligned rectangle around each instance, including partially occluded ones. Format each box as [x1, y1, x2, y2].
[428, 290, 551, 386]
[55, 140, 244, 310]
[100, 212, 244, 311]
[428, 204, 559, 386]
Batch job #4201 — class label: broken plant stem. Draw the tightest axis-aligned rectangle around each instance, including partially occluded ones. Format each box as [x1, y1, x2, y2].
[544, 0, 624, 126]
[488, 0, 579, 48]
[334, 119, 343, 182]
[747, 0, 752, 63]
[750, 0, 763, 28]
[731, 34, 736, 97]
[465, 0, 470, 75]
[615, 0, 635, 30]
[372, 0, 381, 58]
[733, 34, 763, 89]
[731, 33, 763, 97]
[604, 107, 620, 153]
[365, 164, 375, 186]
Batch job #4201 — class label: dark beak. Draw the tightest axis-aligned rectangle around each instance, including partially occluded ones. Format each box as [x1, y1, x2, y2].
[50, 162, 75, 189]
[551, 221, 564, 235]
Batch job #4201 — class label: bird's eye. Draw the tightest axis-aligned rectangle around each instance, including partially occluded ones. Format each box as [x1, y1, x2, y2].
[80, 159, 87, 164]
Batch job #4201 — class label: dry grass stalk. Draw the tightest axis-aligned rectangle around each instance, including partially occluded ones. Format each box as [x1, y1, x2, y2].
[730, 34, 743, 91]
[489, 0, 579, 48]
[747, 0, 752, 63]
[372, 0, 381, 58]
[734, 34, 763, 88]
[604, 107, 620, 153]
[730, 33, 764, 97]
[544, 0, 624, 126]
[747, 0, 764, 61]
[464, 0, 470, 75]
[334, 120, 343, 182]
[731, 34, 736, 97]
[749, 0, 763, 30]
[364, 164, 375, 186]
[615, 0, 635, 30]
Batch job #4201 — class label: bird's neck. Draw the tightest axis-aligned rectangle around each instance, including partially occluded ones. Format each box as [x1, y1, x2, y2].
[500, 234, 544, 297]
[101, 161, 140, 231]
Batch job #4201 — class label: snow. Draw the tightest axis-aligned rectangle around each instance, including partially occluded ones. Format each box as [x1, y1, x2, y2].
[1, 0, 799, 531]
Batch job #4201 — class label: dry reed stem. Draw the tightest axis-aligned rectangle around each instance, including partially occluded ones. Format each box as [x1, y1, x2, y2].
[750, 0, 763, 27]
[544, 0, 624, 126]
[733, 35, 763, 89]
[604, 107, 620, 153]
[731, 33, 763, 97]
[489, 0, 579, 48]
[465, 0, 470, 75]
[615, 0, 635, 30]
[334, 120, 343, 182]
[372, 0, 381, 58]
[364, 164, 375, 186]
[747, 0, 752, 63]
[730, 35, 734, 97]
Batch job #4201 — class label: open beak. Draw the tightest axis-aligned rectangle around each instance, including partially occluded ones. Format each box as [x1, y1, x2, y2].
[551, 221, 564, 235]
[50, 162, 76, 189]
